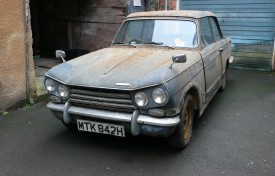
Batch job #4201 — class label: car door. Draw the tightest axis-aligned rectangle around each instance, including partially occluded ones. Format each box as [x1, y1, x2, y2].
[209, 17, 229, 78]
[200, 17, 223, 102]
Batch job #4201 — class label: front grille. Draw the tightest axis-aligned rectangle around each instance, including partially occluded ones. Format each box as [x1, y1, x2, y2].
[69, 88, 136, 113]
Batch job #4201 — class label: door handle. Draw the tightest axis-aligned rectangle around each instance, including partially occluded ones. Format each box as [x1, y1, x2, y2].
[218, 47, 224, 51]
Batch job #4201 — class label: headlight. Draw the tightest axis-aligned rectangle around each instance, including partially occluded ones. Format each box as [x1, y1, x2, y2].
[151, 87, 168, 104]
[45, 79, 56, 92]
[134, 91, 148, 107]
[58, 84, 69, 98]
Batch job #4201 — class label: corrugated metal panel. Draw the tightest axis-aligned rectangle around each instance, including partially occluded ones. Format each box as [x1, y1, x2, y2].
[180, 0, 275, 71]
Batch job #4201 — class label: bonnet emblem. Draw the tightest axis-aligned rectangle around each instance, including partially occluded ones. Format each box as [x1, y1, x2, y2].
[116, 83, 131, 87]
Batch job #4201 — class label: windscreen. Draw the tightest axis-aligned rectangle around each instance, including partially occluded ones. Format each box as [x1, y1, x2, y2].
[113, 19, 198, 48]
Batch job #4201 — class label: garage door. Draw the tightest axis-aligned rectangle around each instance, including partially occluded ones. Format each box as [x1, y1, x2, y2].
[180, 0, 275, 71]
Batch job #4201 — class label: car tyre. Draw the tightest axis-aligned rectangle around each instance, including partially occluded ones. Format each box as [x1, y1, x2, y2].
[168, 94, 194, 149]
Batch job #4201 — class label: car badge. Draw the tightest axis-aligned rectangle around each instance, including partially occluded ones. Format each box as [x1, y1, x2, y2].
[115, 83, 131, 87]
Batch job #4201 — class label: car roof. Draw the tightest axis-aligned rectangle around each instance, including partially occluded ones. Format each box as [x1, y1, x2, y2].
[126, 10, 216, 19]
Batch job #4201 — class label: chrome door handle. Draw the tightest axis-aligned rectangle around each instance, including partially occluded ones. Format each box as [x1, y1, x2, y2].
[218, 47, 224, 51]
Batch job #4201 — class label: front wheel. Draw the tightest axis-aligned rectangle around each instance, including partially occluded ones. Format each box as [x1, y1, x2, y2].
[168, 94, 194, 149]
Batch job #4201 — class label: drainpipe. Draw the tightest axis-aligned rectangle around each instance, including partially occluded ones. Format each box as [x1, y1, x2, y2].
[176, 0, 180, 10]
[165, 0, 167, 10]
[25, 0, 30, 100]
[273, 36, 275, 71]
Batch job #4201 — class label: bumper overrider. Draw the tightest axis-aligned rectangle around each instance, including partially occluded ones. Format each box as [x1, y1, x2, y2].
[47, 101, 180, 137]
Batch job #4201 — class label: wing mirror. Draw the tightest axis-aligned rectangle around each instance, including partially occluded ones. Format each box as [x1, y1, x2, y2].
[56, 50, 66, 63]
[169, 54, 187, 69]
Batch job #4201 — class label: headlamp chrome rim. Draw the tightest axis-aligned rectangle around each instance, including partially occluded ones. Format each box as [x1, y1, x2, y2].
[45, 79, 56, 92]
[57, 84, 69, 98]
[134, 91, 148, 107]
[151, 87, 168, 105]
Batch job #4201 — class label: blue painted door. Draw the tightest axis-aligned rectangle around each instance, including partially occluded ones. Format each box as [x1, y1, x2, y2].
[180, 0, 275, 71]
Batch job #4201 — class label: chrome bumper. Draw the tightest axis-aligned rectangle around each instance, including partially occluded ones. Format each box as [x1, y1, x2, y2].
[47, 102, 180, 136]
[229, 56, 234, 64]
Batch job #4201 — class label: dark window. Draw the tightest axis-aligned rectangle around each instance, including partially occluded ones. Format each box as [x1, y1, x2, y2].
[200, 17, 215, 46]
[210, 17, 223, 41]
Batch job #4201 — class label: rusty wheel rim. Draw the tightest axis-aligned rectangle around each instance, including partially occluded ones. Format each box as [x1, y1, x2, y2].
[183, 104, 192, 140]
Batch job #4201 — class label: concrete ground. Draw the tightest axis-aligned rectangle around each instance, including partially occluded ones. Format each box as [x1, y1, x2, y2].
[0, 69, 274, 176]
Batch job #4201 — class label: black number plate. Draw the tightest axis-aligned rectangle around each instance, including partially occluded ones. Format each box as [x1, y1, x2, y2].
[77, 119, 125, 137]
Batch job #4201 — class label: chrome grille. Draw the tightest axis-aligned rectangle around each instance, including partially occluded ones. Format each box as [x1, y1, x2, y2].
[69, 88, 136, 113]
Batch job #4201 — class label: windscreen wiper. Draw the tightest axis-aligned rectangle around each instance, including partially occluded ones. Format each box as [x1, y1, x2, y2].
[145, 41, 175, 49]
[161, 45, 175, 49]
[113, 42, 125, 44]
[146, 41, 164, 45]
[113, 42, 136, 47]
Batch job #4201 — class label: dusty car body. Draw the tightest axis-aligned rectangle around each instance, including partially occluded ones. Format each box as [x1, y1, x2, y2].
[45, 10, 233, 149]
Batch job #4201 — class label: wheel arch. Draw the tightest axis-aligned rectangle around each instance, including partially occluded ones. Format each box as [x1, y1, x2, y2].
[181, 85, 203, 118]
[187, 87, 200, 111]
[226, 58, 230, 69]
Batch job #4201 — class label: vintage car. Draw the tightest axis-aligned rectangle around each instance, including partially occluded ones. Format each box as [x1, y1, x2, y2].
[45, 10, 233, 149]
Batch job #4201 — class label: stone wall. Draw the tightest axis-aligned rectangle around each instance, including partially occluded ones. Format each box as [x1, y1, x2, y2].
[0, 0, 36, 112]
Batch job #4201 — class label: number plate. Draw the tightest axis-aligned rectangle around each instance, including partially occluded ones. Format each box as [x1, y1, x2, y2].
[77, 119, 125, 137]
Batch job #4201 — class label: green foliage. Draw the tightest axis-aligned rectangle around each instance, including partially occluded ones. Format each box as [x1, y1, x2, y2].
[20, 99, 36, 111]
[1, 112, 8, 116]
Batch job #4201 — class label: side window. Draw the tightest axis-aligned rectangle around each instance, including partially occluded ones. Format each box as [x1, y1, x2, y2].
[210, 17, 223, 41]
[200, 17, 215, 47]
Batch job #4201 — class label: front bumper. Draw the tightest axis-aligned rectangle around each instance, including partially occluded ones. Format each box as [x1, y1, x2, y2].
[47, 102, 180, 137]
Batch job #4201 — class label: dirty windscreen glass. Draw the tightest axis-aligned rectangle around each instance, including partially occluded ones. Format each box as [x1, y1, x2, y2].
[113, 19, 198, 48]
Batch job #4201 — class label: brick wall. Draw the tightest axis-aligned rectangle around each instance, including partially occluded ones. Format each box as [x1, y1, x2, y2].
[155, 0, 177, 10]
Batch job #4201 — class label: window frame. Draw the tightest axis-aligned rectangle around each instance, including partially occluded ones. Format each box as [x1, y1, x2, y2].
[200, 17, 215, 48]
[112, 18, 199, 49]
[209, 17, 224, 41]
